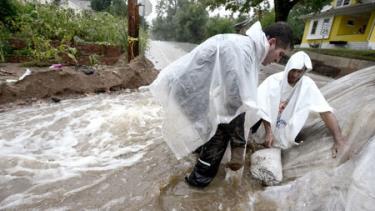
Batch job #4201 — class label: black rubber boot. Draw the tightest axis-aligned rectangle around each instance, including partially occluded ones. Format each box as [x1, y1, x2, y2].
[186, 113, 246, 187]
[185, 162, 214, 188]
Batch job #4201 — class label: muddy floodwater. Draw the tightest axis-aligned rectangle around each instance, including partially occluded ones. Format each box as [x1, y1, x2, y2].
[1, 39, 375, 210]
[0, 87, 258, 210]
[1, 65, 375, 210]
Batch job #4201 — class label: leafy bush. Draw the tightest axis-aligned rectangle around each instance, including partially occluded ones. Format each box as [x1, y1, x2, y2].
[174, 3, 209, 43]
[139, 27, 150, 55]
[12, 4, 128, 46]
[109, 0, 128, 17]
[0, 0, 19, 27]
[91, 0, 111, 11]
[152, 0, 239, 43]
[259, 10, 275, 29]
[0, 1, 150, 65]
[0, 23, 12, 63]
[205, 16, 235, 39]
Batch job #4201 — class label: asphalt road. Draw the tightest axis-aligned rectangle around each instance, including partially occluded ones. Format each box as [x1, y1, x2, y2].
[145, 40, 332, 87]
[146, 40, 197, 70]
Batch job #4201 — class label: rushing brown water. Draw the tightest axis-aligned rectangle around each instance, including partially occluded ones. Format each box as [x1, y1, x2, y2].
[1, 40, 374, 210]
[0, 86, 259, 210]
[1, 66, 374, 210]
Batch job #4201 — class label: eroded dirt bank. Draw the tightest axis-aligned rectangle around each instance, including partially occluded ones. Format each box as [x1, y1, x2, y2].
[0, 56, 158, 106]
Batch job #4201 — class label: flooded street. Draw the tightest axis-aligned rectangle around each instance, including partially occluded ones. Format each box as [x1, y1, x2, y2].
[0, 88, 261, 210]
[1, 41, 374, 210]
[0, 90, 168, 210]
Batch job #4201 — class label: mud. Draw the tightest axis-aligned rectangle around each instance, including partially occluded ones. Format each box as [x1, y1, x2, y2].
[0, 56, 158, 107]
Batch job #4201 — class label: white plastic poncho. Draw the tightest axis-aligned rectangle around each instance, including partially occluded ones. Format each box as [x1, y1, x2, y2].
[256, 51, 333, 149]
[150, 22, 269, 159]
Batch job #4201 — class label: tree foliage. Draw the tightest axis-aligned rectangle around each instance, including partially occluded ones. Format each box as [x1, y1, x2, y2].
[90, 0, 129, 17]
[109, 0, 128, 17]
[91, 0, 112, 12]
[174, 3, 208, 42]
[203, 0, 331, 21]
[256, 3, 316, 44]
[205, 16, 235, 38]
[0, 0, 20, 27]
[287, 4, 311, 44]
[152, 0, 209, 43]
[152, 0, 236, 43]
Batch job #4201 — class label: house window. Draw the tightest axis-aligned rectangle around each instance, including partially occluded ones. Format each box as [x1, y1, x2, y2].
[336, 0, 350, 7]
[347, 20, 355, 26]
[307, 17, 333, 40]
[310, 20, 318, 35]
[321, 18, 331, 37]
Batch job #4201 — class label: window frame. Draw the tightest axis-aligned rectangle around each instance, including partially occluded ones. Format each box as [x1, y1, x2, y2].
[307, 17, 334, 40]
[336, 0, 351, 7]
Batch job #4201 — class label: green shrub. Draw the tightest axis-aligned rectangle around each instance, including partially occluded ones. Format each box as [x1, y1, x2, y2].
[139, 27, 149, 55]
[205, 16, 235, 39]
[0, 0, 18, 27]
[0, 0, 152, 65]
[91, 0, 111, 11]
[0, 1, 141, 65]
[0, 23, 12, 63]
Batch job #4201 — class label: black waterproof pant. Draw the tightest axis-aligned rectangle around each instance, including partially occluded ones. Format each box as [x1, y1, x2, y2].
[185, 113, 246, 188]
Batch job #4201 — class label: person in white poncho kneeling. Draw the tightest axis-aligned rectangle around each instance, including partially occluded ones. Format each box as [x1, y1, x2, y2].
[248, 51, 347, 185]
[255, 51, 346, 154]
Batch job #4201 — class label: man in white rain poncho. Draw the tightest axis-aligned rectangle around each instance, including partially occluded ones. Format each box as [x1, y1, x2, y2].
[249, 52, 347, 184]
[254, 51, 346, 152]
[150, 21, 294, 188]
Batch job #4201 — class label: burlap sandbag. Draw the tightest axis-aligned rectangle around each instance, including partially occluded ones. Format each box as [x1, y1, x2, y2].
[250, 148, 282, 185]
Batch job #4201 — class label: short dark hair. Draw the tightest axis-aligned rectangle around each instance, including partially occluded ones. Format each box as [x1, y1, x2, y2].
[263, 22, 294, 50]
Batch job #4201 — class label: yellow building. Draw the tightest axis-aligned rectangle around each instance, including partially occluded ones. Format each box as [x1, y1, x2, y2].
[300, 0, 375, 50]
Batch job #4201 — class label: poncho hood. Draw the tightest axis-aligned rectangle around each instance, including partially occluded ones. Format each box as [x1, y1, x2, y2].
[246, 21, 269, 65]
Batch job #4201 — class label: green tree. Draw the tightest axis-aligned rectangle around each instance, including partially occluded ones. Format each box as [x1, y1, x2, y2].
[287, 4, 309, 44]
[91, 0, 112, 11]
[151, 0, 179, 40]
[174, 3, 208, 43]
[109, 0, 128, 17]
[205, 16, 235, 39]
[152, 16, 177, 40]
[0, 0, 19, 27]
[153, 0, 243, 43]
[253, 3, 312, 44]
[152, 0, 207, 42]
[203, 0, 331, 22]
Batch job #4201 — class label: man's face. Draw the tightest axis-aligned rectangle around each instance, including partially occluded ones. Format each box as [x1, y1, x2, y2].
[262, 38, 289, 66]
[288, 69, 305, 86]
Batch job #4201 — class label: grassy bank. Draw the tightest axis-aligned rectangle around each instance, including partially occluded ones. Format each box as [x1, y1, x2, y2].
[298, 48, 375, 62]
[0, 0, 148, 65]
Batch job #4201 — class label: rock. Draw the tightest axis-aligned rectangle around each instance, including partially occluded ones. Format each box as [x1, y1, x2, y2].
[51, 97, 61, 103]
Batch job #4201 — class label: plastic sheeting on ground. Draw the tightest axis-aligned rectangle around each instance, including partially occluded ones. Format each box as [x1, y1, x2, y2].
[250, 66, 375, 210]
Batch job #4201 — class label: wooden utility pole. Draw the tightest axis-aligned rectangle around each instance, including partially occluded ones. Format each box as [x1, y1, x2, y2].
[128, 0, 139, 62]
